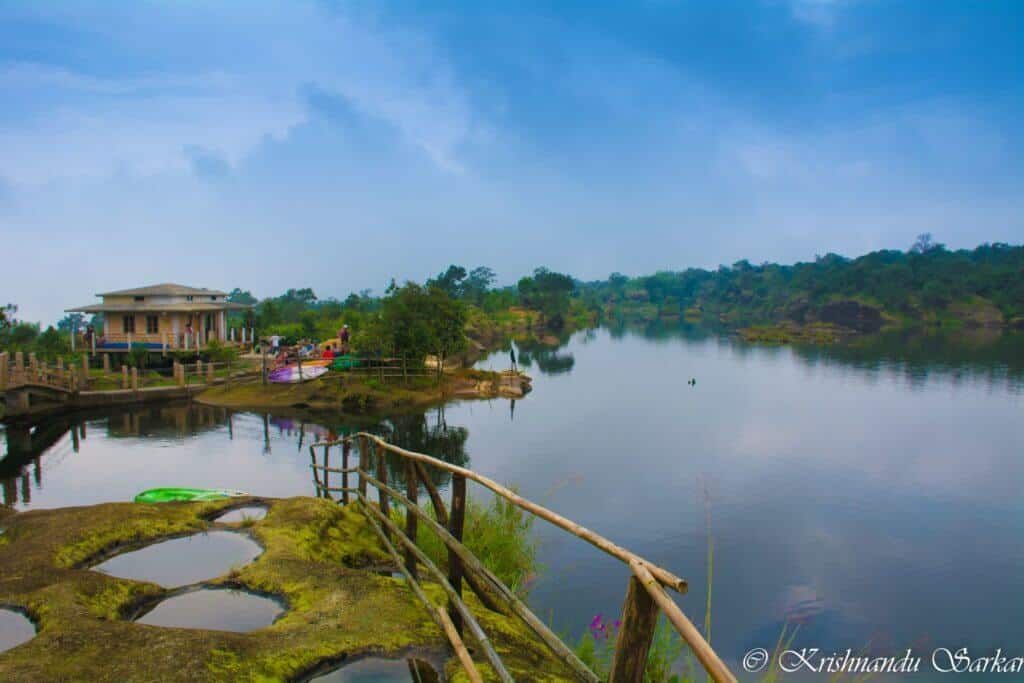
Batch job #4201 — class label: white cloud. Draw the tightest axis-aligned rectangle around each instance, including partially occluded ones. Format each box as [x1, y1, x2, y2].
[0, 1, 478, 185]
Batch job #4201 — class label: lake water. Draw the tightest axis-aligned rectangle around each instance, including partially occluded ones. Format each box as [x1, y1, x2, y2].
[3, 325, 1023, 677]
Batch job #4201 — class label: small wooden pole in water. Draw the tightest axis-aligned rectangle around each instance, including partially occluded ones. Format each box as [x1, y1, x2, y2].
[342, 440, 351, 505]
[357, 436, 369, 498]
[448, 473, 467, 634]
[377, 445, 390, 537]
[405, 459, 419, 579]
[323, 444, 331, 497]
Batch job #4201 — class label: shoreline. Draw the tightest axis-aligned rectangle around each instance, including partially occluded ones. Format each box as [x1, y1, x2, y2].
[194, 368, 532, 415]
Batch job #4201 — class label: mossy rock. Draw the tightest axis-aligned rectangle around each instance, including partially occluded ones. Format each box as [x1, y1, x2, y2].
[0, 497, 577, 681]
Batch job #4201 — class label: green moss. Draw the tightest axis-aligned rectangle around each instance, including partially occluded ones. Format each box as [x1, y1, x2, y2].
[0, 497, 577, 682]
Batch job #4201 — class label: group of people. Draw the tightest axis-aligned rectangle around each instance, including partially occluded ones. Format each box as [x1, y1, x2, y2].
[266, 324, 351, 368]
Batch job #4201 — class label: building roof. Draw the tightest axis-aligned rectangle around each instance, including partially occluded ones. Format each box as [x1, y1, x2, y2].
[96, 283, 230, 297]
[66, 302, 252, 313]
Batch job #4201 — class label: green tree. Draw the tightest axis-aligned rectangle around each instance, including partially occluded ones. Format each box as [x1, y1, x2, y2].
[518, 267, 575, 328]
[380, 282, 467, 365]
[56, 313, 86, 333]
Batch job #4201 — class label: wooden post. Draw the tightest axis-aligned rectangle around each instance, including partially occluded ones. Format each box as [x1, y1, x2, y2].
[358, 436, 369, 498]
[341, 439, 351, 505]
[131, 367, 139, 392]
[448, 473, 467, 633]
[0, 352, 8, 390]
[377, 446, 390, 536]
[81, 354, 89, 385]
[29, 353, 37, 374]
[196, 359, 203, 379]
[56, 358, 64, 382]
[207, 361, 214, 383]
[608, 576, 660, 683]
[122, 365, 129, 390]
[261, 344, 267, 386]
[102, 353, 110, 374]
[91, 333, 96, 355]
[405, 459, 419, 579]
[322, 444, 331, 497]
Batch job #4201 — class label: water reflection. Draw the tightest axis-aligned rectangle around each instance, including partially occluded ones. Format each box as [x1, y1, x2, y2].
[0, 402, 472, 511]
[134, 587, 284, 632]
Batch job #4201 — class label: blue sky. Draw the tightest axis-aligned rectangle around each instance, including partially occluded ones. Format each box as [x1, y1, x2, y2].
[1, 0, 1022, 323]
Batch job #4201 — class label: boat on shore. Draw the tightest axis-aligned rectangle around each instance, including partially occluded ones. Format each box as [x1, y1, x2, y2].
[268, 365, 329, 383]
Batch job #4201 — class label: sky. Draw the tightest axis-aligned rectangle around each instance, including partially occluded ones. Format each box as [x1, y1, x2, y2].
[1, 0, 1022, 324]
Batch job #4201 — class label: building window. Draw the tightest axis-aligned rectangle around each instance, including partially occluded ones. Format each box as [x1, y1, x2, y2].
[134, 296, 145, 302]
[186, 295, 194, 302]
[210, 295, 217, 301]
[146, 315, 159, 334]
[123, 315, 135, 334]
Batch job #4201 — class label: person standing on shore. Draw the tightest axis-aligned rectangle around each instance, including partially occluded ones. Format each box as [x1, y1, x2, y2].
[510, 346, 517, 373]
[339, 325, 351, 354]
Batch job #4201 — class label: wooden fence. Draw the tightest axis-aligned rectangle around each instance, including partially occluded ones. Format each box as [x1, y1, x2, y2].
[0, 350, 257, 394]
[310, 433, 737, 683]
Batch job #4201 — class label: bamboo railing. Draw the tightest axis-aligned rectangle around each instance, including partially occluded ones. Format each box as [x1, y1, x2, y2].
[309, 433, 737, 683]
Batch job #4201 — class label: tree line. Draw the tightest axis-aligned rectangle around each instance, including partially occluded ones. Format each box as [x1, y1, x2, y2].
[5, 236, 1022, 366]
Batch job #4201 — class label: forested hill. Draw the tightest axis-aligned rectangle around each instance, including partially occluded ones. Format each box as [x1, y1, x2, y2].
[582, 238, 1024, 331]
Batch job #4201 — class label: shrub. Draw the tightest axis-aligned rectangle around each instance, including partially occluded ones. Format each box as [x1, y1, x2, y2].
[392, 488, 538, 596]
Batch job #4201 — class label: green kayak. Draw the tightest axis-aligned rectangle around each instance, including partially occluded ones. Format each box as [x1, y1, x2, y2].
[134, 488, 249, 503]
[330, 354, 362, 370]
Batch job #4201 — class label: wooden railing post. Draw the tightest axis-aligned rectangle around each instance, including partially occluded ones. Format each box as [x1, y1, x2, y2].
[341, 440, 351, 505]
[377, 444, 390, 535]
[309, 445, 322, 498]
[81, 354, 89, 386]
[131, 367, 139, 392]
[405, 459, 419, 579]
[0, 352, 8, 390]
[322, 443, 331, 498]
[448, 473, 467, 633]
[358, 436, 369, 498]
[609, 575, 660, 683]
[102, 353, 110, 374]
[121, 365, 129, 390]
[207, 361, 214, 383]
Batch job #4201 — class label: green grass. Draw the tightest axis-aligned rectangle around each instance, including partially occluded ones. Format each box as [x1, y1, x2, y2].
[392, 490, 538, 596]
